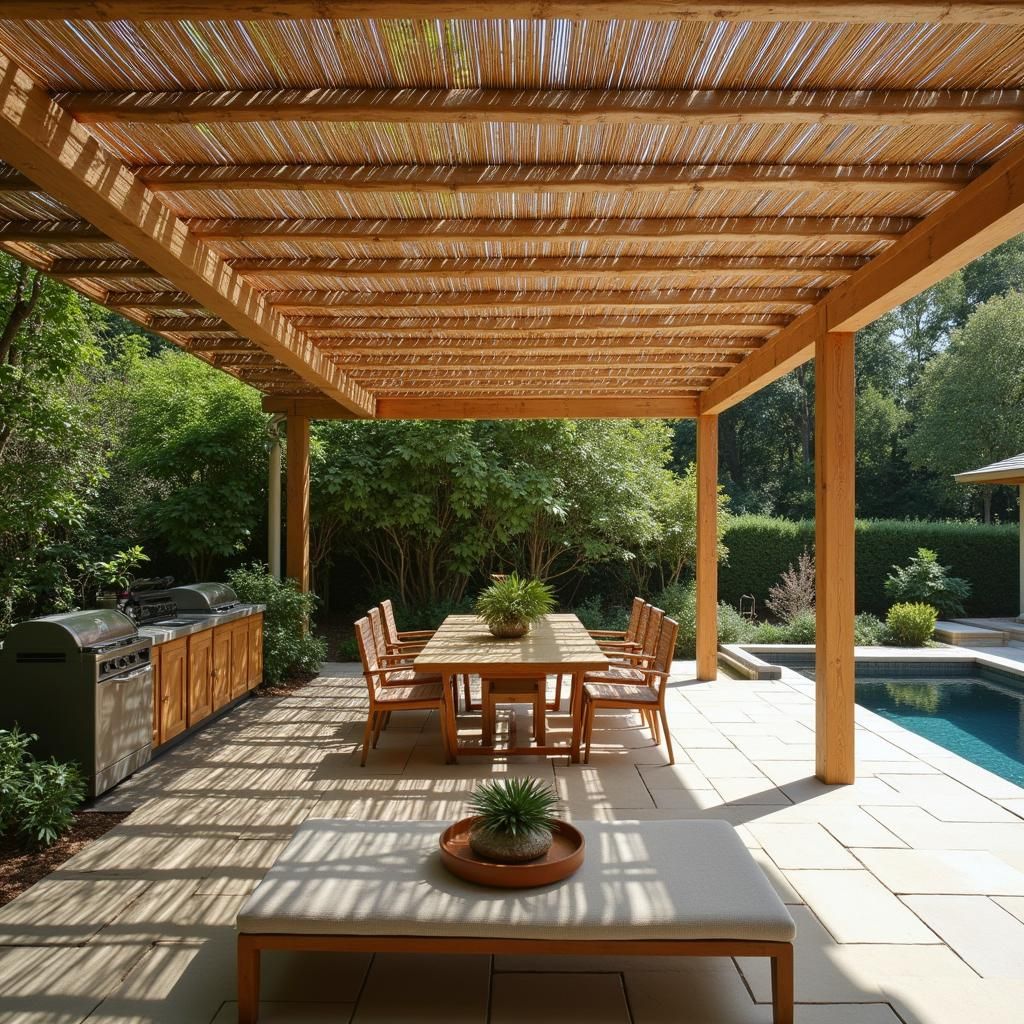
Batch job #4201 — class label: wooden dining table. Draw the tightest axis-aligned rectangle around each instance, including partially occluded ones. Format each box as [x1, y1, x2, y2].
[413, 613, 609, 762]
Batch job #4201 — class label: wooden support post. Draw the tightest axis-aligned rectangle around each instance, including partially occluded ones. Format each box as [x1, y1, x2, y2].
[286, 416, 310, 594]
[814, 332, 856, 784]
[696, 414, 719, 681]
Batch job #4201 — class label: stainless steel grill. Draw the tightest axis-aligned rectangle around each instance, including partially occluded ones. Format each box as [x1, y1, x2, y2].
[167, 582, 241, 614]
[0, 609, 153, 797]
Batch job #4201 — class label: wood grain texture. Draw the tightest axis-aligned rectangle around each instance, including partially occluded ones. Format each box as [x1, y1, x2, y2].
[696, 414, 719, 682]
[285, 416, 310, 594]
[814, 332, 856, 785]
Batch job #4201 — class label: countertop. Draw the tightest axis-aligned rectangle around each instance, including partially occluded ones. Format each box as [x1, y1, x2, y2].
[138, 604, 265, 646]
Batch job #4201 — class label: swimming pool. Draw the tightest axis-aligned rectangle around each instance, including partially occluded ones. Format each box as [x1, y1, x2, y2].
[800, 671, 1024, 786]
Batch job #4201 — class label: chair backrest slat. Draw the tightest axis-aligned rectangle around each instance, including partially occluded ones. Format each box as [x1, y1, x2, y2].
[641, 605, 664, 655]
[634, 602, 651, 649]
[354, 616, 379, 685]
[380, 599, 400, 647]
[368, 607, 388, 660]
[625, 597, 645, 643]
[651, 616, 680, 697]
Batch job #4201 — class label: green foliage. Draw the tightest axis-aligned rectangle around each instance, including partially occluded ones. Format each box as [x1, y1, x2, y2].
[854, 613, 888, 646]
[656, 582, 755, 657]
[571, 595, 630, 632]
[719, 516, 1017, 617]
[469, 777, 559, 838]
[226, 564, 326, 684]
[908, 292, 1024, 521]
[474, 573, 555, 630]
[884, 547, 972, 618]
[335, 637, 360, 663]
[886, 603, 938, 647]
[0, 727, 84, 849]
[80, 545, 149, 598]
[108, 352, 266, 580]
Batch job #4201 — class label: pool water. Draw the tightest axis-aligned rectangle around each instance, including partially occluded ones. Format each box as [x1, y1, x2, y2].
[854, 678, 1024, 787]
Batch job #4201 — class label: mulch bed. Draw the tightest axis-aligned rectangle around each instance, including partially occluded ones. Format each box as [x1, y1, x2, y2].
[0, 811, 128, 909]
[253, 670, 319, 698]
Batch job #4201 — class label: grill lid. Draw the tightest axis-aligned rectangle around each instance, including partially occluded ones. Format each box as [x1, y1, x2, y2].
[167, 582, 239, 612]
[3, 609, 138, 654]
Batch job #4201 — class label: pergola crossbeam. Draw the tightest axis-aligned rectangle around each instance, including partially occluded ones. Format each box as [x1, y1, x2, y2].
[0, 52, 375, 417]
[59, 86, 1024, 128]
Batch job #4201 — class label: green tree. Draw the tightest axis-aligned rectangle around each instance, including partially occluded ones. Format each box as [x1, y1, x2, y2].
[106, 351, 267, 579]
[0, 257, 109, 630]
[908, 292, 1024, 522]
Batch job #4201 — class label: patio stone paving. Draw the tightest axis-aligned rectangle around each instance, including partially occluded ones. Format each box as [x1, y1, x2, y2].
[1, 658, 1023, 1022]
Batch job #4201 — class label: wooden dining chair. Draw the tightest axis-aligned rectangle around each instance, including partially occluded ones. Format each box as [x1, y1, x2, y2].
[354, 616, 449, 766]
[379, 598, 435, 654]
[581, 615, 680, 765]
[588, 596, 646, 651]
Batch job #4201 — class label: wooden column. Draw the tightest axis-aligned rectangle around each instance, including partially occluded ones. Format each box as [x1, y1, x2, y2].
[814, 331, 856, 784]
[696, 414, 719, 680]
[286, 416, 310, 593]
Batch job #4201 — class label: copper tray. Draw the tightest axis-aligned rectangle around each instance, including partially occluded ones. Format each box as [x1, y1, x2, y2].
[439, 817, 585, 889]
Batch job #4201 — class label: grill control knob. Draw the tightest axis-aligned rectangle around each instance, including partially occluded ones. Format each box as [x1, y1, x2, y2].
[116, 656, 128, 670]
[127, 652, 137, 664]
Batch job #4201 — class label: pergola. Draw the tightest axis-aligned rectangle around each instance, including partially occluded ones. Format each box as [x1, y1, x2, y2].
[955, 453, 1024, 620]
[2, 5, 1024, 784]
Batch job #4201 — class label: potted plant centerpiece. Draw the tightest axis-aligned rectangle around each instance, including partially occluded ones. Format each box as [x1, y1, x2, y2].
[468, 777, 559, 863]
[475, 572, 555, 639]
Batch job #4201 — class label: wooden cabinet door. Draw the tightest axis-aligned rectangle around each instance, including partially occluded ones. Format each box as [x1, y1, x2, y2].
[247, 613, 264, 689]
[158, 638, 187, 744]
[151, 646, 161, 745]
[187, 630, 213, 727]
[212, 627, 232, 710]
[230, 621, 249, 699]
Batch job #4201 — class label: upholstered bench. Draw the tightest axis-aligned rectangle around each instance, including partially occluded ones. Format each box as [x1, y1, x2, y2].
[236, 818, 796, 1023]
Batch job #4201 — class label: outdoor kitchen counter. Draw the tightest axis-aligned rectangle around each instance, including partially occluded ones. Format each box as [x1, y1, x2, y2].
[137, 604, 266, 645]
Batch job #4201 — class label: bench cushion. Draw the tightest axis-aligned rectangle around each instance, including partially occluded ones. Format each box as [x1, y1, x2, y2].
[237, 818, 795, 943]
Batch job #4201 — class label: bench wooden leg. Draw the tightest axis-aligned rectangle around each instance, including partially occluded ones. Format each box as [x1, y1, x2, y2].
[770, 944, 794, 1024]
[237, 937, 261, 1024]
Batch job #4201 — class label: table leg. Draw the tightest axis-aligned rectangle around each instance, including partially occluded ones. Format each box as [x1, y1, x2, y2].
[481, 679, 493, 746]
[443, 673, 459, 763]
[570, 671, 585, 763]
[237, 937, 260, 1024]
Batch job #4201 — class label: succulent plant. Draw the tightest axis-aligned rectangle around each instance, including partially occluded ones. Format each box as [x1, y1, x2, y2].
[469, 776, 559, 839]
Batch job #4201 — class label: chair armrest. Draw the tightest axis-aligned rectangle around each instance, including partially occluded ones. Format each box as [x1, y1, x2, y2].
[398, 629, 435, 639]
[607, 650, 655, 665]
[378, 652, 418, 665]
[588, 629, 627, 637]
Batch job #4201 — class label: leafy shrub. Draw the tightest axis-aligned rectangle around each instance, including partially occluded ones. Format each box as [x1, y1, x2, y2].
[750, 621, 788, 644]
[226, 564, 327, 684]
[571, 594, 630, 632]
[784, 612, 817, 644]
[719, 516, 1017, 617]
[886, 602, 938, 647]
[766, 550, 815, 623]
[389, 596, 472, 632]
[336, 637, 360, 663]
[884, 547, 972, 618]
[656, 583, 754, 657]
[854, 612, 887, 646]
[0, 726, 84, 848]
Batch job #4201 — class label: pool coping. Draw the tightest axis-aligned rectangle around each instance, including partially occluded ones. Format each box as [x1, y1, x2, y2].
[722, 641, 1024, 684]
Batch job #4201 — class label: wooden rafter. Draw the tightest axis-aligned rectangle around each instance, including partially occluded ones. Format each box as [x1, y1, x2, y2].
[262, 287, 823, 314]
[0, 220, 105, 243]
[701, 138, 1024, 414]
[47, 258, 162, 279]
[137, 162, 973, 196]
[189, 215, 914, 244]
[228, 255, 868, 282]
[60, 87, 1024, 128]
[0, 53, 376, 416]
[7, 3, 1024, 24]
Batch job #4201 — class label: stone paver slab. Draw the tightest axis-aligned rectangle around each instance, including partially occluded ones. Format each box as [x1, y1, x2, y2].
[491, 972, 629, 1024]
[746, 823, 859, 870]
[854, 848, 1024, 895]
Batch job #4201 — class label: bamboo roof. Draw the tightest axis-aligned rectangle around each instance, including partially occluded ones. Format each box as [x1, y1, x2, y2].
[1, 6, 1024, 418]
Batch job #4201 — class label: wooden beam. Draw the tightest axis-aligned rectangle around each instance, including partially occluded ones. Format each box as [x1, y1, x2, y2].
[285, 416, 311, 594]
[265, 287, 822, 315]
[190, 215, 913, 244]
[0, 166, 33, 192]
[701, 139, 1024, 414]
[107, 291, 203, 309]
[139, 162, 973, 196]
[298, 314, 790, 336]
[146, 316, 232, 331]
[47, 257, 162, 280]
[0, 51, 374, 417]
[696, 414, 719, 682]
[328, 354, 745, 369]
[7, 3, 1024, 23]
[263, 394, 700, 419]
[0, 220, 105, 243]
[230, 254, 868, 283]
[62, 86, 1024, 128]
[815, 332, 856, 785]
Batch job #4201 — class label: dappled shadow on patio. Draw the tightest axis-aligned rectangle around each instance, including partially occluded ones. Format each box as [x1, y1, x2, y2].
[0, 662, 1021, 1023]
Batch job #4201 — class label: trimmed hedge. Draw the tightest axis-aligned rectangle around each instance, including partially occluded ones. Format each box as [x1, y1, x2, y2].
[719, 516, 1019, 618]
